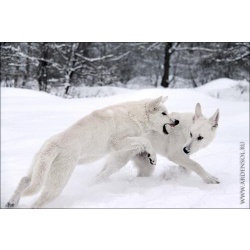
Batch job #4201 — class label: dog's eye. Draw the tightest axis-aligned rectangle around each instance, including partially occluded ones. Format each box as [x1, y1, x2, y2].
[190, 132, 192, 138]
[197, 136, 204, 140]
[162, 112, 167, 115]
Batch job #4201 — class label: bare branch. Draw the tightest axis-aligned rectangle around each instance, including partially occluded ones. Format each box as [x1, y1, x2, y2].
[75, 53, 113, 62]
[235, 42, 250, 49]
[174, 47, 220, 53]
[216, 51, 250, 62]
[8, 63, 27, 67]
[107, 51, 130, 61]
[169, 42, 180, 54]
[145, 43, 161, 51]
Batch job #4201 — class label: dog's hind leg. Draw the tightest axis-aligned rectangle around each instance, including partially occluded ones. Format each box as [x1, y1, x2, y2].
[96, 150, 133, 182]
[5, 152, 40, 208]
[5, 176, 31, 208]
[31, 157, 77, 208]
[5, 143, 59, 208]
[22, 145, 59, 197]
[132, 152, 155, 177]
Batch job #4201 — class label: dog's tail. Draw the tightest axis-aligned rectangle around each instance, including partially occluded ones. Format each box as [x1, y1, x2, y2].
[22, 142, 59, 196]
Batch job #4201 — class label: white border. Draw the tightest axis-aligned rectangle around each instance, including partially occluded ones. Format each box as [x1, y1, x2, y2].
[0, 209, 250, 250]
[1, 1, 250, 41]
[1, 1, 249, 248]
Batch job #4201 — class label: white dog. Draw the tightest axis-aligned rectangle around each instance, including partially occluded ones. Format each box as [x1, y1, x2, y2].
[133, 103, 220, 184]
[5, 96, 178, 208]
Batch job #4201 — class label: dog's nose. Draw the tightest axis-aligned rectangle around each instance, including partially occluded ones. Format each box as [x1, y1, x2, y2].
[174, 119, 179, 125]
[183, 147, 190, 154]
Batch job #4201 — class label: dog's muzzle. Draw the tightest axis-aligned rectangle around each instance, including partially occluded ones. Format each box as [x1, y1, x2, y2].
[163, 119, 179, 135]
[168, 119, 179, 127]
[183, 147, 190, 154]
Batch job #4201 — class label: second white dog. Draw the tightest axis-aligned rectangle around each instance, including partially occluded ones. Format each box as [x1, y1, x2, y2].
[133, 103, 220, 184]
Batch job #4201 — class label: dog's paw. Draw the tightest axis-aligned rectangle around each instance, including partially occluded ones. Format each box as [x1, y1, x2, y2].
[5, 202, 16, 208]
[147, 152, 157, 165]
[203, 174, 220, 184]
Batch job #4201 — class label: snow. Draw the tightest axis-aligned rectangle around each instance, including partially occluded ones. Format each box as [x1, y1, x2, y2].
[126, 76, 156, 89]
[195, 78, 249, 102]
[1, 79, 249, 208]
[50, 85, 136, 98]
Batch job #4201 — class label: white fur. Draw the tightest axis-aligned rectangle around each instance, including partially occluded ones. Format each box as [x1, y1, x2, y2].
[133, 103, 220, 184]
[5, 96, 178, 208]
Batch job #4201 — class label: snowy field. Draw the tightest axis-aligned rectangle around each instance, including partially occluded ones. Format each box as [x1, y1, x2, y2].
[1, 79, 249, 208]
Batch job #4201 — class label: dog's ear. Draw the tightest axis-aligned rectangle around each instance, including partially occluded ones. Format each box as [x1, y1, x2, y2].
[209, 108, 219, 129]
[146, 96, 162, 112]
[193, 103, 202, 122]
[161, 96, 168, 103]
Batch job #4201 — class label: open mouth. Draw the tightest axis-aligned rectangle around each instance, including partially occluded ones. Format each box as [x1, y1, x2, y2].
[163, 124, 169, 134]
[167, 119, 179, 128]
[163, 120, 179, 134]
[168, 123, 176, 128]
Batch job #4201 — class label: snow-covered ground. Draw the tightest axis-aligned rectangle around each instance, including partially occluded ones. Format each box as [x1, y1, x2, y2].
[196, 78, 249, 102]
[1, 79, 249, 208]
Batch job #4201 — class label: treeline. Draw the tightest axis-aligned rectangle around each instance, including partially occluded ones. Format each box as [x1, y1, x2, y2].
[0, 42, 249, 93]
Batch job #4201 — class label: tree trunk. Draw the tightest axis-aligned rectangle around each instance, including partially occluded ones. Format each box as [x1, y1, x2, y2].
[64, 85, 70, 95]
[188, 64, 198, 88]
[37, 43, 48, 91]
[38, 61, 47, 91]
[14, 70, 19, 87]
[161, 42, 173, 88]
[64, 73, 72, 96]
[24, 42, 31, 86]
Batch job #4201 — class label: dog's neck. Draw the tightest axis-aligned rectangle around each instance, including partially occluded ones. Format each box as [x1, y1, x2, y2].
[169, 112, 194, 140]
[128, 107, 151, 133]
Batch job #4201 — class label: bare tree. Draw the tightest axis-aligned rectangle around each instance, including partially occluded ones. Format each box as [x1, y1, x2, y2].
[161, 42, 180, 88]
[37, 43, 49, 91]
[1, 42, 249, 93]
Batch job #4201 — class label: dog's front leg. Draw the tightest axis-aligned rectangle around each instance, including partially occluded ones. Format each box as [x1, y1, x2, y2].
[132, 152, 156, 177]
[167, 151, 220, 184]
[96, 137, 157, 181]
[111, 136, 157, 166]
